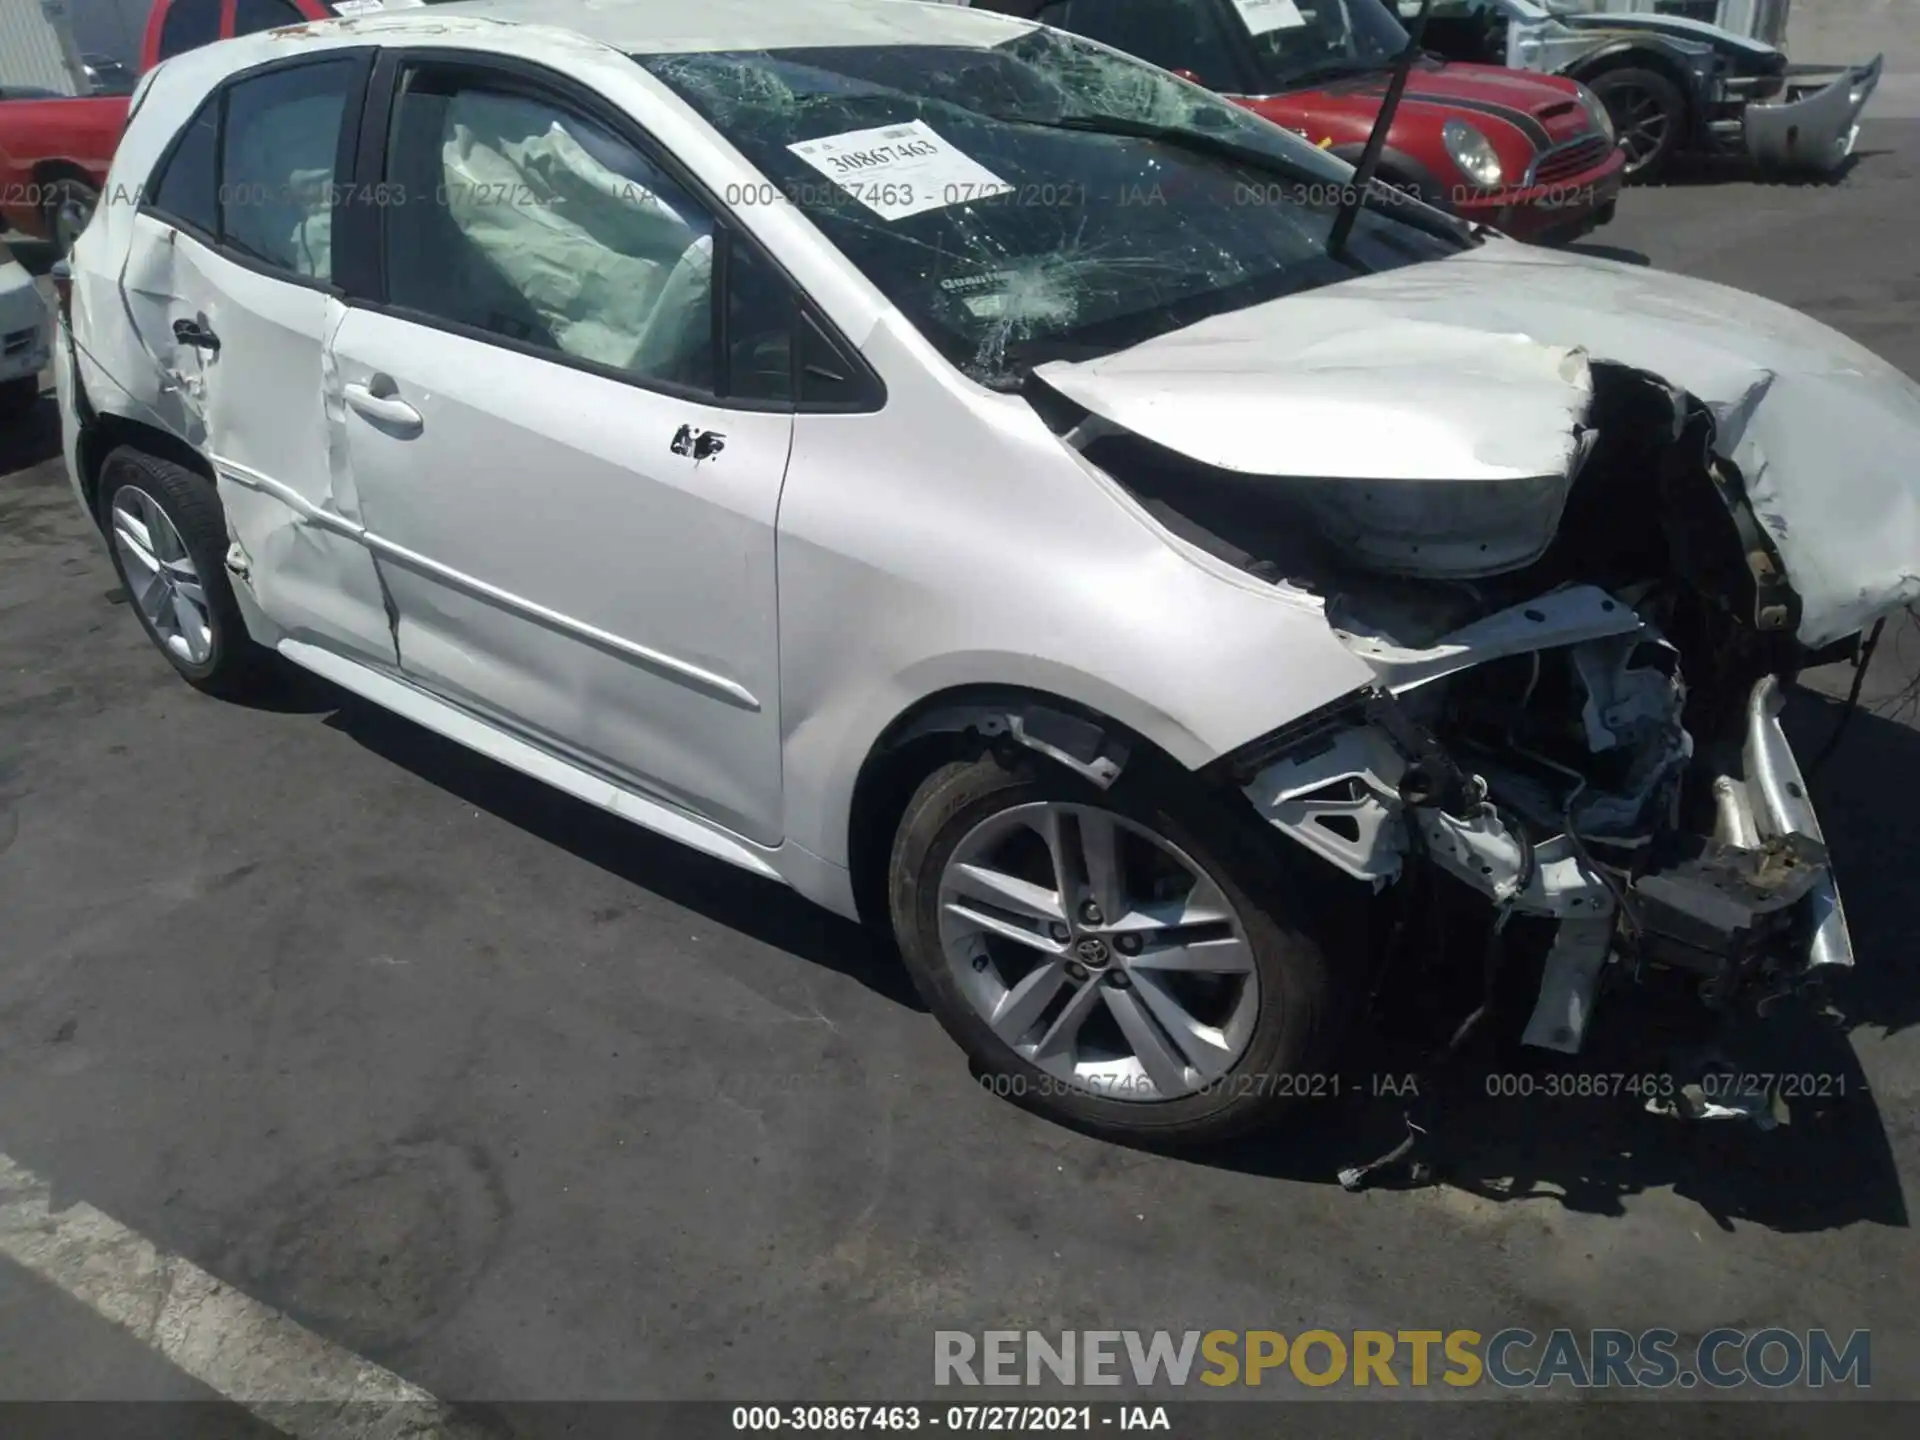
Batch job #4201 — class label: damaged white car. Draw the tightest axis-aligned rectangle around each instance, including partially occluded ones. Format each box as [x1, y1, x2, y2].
[56, 0, 1920, 1148]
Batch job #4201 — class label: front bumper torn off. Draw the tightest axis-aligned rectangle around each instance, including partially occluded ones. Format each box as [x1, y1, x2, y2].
[1741, 54, 1883, 172]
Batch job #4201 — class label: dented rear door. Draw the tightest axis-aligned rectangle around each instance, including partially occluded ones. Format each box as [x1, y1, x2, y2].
[118, 50, 397, 666]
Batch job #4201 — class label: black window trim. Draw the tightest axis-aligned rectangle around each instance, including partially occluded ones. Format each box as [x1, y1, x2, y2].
[139, 48, 376, 299]
[347, 46, 883, 416]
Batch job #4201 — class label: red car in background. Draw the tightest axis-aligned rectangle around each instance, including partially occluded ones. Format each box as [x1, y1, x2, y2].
[971, 0, 1627, 243]
[0, 0, 348, 252]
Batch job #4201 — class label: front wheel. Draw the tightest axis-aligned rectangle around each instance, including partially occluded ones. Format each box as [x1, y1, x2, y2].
[1588, 68, 1686, 180]
[889, 754, 1351, 1144]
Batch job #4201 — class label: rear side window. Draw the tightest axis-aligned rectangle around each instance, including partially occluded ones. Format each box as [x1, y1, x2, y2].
[149, 98, 220, 235]
[156, 0, 223, 62]
[145, 58, 357, 284]
[220, 60, 356, 280]
[233, 0, 310, 35]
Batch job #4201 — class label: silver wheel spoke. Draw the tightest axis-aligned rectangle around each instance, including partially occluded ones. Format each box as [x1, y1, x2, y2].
[1103, 987, 1191, 1097]
[170, 591, 210, 661]
[989, 958, 1069, 1044]
[1031, 977, 1105, 1062]
[171, 572, 206, 608]
[113, 512, 160, 580]
[946, 861, 1065, 927]
[138, 569, 172, 626]
[1132, 971, 1237, 1078]
[1128, 930, 1254, 974]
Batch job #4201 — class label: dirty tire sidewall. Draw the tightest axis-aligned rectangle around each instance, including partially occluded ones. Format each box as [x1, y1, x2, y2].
[889, 754, 1351, 1146]
[97, 445, 257, 695]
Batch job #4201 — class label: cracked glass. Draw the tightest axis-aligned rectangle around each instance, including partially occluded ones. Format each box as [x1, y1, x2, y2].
[641, 29, 1463, 388]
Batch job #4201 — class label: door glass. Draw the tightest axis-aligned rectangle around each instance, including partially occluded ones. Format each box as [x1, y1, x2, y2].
[1036, 0, 1247, 89]
[724, 241, 794, 405]
[232, 0, 310, 36]
[381, 70, 718, 391]
[148, 97, 221, 235]
[220, 59, 357, 281]
[156, 0, 223, 61]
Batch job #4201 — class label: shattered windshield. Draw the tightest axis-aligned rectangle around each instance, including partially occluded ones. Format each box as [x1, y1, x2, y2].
[1232, 0, 1412, 87]
[640, 30, 1463, 387]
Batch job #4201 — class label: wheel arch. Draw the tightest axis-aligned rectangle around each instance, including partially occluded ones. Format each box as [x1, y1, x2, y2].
[841, 683, 1208, 930]
[76, 404, 216, 528]
[1564, 43, 1701, 136]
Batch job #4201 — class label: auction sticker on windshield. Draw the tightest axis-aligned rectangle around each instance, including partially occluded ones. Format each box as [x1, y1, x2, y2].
[787, 121, 1013, 221]
[1232, 0, 1309, 35]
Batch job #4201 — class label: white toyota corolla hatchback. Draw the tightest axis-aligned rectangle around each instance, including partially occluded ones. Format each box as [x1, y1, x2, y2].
[55, 0, 1920, 1151]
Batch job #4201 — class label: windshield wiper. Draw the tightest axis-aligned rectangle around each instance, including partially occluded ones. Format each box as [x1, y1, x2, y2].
[1329, 0, 1436, 260]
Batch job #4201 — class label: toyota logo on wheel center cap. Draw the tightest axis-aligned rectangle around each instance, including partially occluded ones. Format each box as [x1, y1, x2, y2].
[1075, 936, 1111, 968]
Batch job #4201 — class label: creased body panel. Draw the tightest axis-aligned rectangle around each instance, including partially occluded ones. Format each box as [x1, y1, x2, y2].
[111, 217, 399, 664]
[1044, 240, 1920, 648]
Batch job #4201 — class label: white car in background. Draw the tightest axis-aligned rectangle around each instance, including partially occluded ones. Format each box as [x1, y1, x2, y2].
[0, 240, 49, 418]
[52, 0, 1920, 1153]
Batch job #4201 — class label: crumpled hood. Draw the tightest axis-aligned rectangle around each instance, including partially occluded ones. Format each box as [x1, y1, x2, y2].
[1038, 240, 1920, 648]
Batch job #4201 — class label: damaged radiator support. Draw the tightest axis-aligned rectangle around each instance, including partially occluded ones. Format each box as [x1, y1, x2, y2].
[1240, 598, 1849, 1098]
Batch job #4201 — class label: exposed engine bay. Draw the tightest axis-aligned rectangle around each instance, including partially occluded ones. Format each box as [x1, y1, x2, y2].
[1027, 345, 1873, 1155]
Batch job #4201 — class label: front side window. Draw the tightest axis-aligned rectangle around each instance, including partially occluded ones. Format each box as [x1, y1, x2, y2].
[221, 60, 357, 280]
[156, 0, 222, 62]
[643, 30, 1460, 388]
[380, 69, 719, 392]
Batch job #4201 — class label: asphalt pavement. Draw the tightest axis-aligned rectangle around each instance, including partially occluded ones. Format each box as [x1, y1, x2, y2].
[3, 31, 1919, 1440]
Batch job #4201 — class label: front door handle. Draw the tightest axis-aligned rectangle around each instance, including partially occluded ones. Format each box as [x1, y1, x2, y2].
[344, 379, 423, 434]
[671, 423, 726, 460]
[172, 318, 220, 353]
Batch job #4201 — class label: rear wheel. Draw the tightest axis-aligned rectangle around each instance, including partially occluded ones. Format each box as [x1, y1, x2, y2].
[96, 446, 265, 695]
[1589, 67, 1685, 180]
[889, 754, 1351, 1144]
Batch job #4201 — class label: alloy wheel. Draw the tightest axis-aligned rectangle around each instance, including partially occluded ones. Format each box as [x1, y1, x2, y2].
[110, 485, 214, 666]
[936, 802, 1260, 1101]
[1609, 86, 1671, 174]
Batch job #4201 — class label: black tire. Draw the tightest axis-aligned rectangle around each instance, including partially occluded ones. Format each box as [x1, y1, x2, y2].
[889, 752, 1353, 1145]
[1588, 67, 1686, 181]
[42, 176, 99, 258]
[95, 445, 266, 696]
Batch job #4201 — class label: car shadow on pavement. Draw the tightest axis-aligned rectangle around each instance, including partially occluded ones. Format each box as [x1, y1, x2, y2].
[1188, 691, 1916, 1233]
[0, 390, 60, 474]
[1653, 151, 1865, 189]
[319, 693, 928, 1012]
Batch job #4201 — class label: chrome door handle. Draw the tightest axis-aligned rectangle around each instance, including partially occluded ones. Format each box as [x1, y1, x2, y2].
[344, 380, 423, 433]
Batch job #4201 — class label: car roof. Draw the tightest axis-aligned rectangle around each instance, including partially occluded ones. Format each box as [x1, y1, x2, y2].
[375, 0, 1032, 54]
